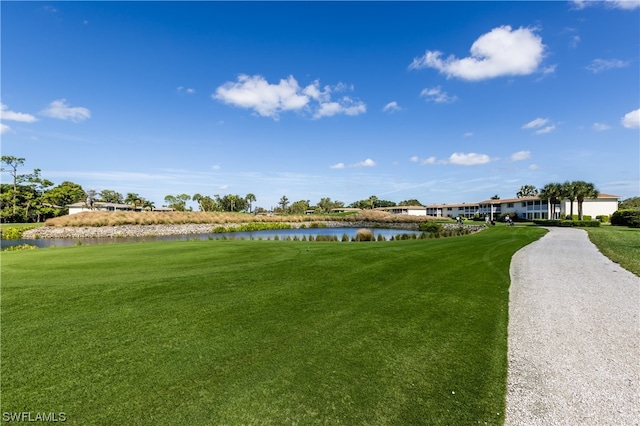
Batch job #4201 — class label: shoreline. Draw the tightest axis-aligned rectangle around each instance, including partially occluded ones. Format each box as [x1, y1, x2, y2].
[20, 221, 486, 239]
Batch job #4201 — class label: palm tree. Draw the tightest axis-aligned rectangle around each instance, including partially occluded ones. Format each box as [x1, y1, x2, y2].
[368, 195, 379, 209]
[573, 181, 599, 220]
[192, 193, 203, 211]
[125, 193, 142, 212]
[561, 181, 577, 219]
[245, 193, 256, 213]
[539, 182, 563, 219]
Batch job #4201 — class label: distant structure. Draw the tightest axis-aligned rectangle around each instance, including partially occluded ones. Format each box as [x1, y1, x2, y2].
[67, 202, 173, 215]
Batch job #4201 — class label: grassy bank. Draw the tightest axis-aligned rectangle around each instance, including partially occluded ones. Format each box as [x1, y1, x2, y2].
[586, 225, 640, 276]
[1, 227, 545, 425]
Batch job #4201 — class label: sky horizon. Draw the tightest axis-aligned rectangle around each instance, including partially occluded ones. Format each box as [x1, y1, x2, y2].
[2, 1, 639, 210]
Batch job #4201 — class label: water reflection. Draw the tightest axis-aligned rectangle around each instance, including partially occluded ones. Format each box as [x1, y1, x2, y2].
[2, 227, 422, 249]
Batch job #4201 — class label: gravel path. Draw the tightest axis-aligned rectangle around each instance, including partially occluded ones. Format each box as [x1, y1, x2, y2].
[506, 227, 639, 425]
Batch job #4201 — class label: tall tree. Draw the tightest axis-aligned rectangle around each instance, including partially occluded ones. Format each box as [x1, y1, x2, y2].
[164, 194, 191, 211]
[539, 182, 563, 220]
[245, 193, 256, 213]
[516, 185, 538, 198]
[561, 181, 578, 219]
[86, 189, 98, 210]
[289, 199, 310, 214]
[1, 156, 26, 217]
[192, 193, 203, 211]
[368, 195, 379, 209]
[278, 195, 289, 212]
[125, 193, 143, 211]
[43, 181, 86, 212]
[572, 181, 599, 220]
[99, 189, 124, 204]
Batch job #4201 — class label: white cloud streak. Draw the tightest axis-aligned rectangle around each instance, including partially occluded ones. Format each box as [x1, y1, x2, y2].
[40, 99, 91, 122]
[1, 103, 38, 122]
[586, 58, 629, 73]
[510, 150, 531, 161]
[522, 117, 549, 129]
[420, 86, 457, 103]
[410, 26, 546, 81]
[382, 101, 401, 113]
[592, 122, 611, 131]
[1, 123, 11, 134]
[213, 74, 366, 120]
[621, 108, 640, 128]
[572, 0, 640, 9]
[330, 158, 376, 169]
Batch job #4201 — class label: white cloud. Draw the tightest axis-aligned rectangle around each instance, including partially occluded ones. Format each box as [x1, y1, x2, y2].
[177, 86, 196, 94]
[447, 152, 492, 166]
[331, 158, 376, 169]
[535, 125, 556, 134]
[572, 0, 640, 9]
[0, 103, 38, 122]
[570, 35, 581, 48]
[1, 123, 11, 134]
[213, 74, 365, 120]
[313, 97, 366, 119]
[40, 99, 91, 122]
[593, 122, 611, 131]
[409, 26, 546, 81]
[420, 86, 457, 103]
[528, 164, 539, 171]
[510, 150, 531, 161]
[410, 155, 437, 165]
[586, 58, 629, 73]
[355, 158, 376, 167]
[522, 117, 549, 129]
[211, 165, 221, 170]
[608, 0, 640, 9]
[621, 108, 640, 128]
[382, 101, 401, 113]
[463, 132, 474, 137]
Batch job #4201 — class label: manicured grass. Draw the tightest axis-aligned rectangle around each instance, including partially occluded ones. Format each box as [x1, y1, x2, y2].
[586, 225, 640, 276]
[1, 227, 545, 425]
[0, 223, 45, 229]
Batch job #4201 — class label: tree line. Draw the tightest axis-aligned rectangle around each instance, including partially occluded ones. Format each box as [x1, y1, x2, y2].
[1, 155, 612, 223]
[0, 156, 428, 223]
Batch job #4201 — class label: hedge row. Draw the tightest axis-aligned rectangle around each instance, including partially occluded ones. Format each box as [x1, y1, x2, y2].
[532, 220, 601, 227]
[611, 210, 640, 228]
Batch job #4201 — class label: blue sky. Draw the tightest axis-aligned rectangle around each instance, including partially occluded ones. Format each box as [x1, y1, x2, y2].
[2, 1, 639, 210]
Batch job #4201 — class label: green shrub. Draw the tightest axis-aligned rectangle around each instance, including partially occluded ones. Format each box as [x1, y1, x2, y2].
[419, 222, 442, 233]
[596, 215, 609, 223]
[3, 243, 37, 251]
[1, 227, 24, 240]
[611, 210, 640, 228]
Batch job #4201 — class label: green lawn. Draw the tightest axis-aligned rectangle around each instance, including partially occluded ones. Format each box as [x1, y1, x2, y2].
[1, 227, 545, 425]
[586, 225, 640, 276]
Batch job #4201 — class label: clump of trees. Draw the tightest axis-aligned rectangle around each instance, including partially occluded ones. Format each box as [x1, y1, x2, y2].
[1, 156, 88, 223]
[538, 181, 599, 220]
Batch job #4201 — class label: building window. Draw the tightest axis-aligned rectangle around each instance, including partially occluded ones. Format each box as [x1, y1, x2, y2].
[507, 202, 514, 208]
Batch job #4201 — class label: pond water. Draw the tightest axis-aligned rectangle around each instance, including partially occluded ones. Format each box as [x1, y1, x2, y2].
[1, 227, 423, 249]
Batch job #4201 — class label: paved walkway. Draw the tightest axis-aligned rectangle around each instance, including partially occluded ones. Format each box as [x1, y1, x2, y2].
[506, 227, 639, 425]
